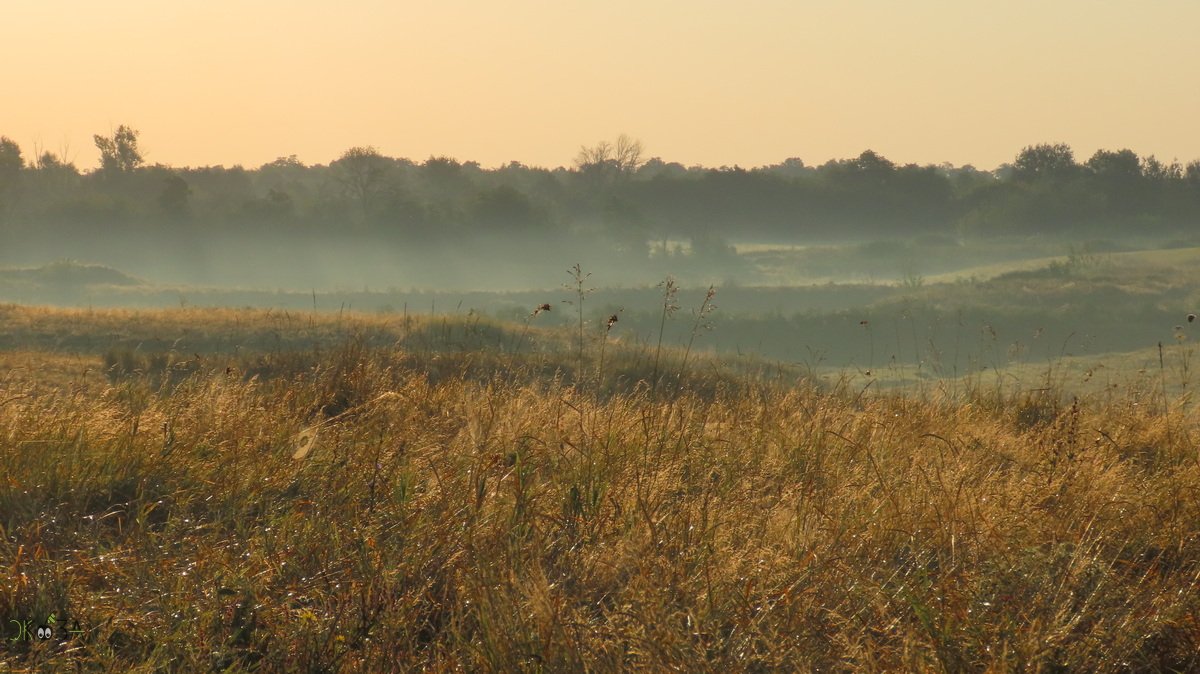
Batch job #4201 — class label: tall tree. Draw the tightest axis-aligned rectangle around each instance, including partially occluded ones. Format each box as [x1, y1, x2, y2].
[1186, 160, 1200, 186]
[1012, 143, 1077, 181]
[32, 151, 80, 198]
[1087, 149, 1144, 217]
[1086, 148, 1141, 178]
[93, 125, 144, 172]
[159, 172, 191, 219]
[0, 136, 22, 216]
[332, 146, 390, 218]
[0, 136, 22, 191]
[575, 134, 644, 182]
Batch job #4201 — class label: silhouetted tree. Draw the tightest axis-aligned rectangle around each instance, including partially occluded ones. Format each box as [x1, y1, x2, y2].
[159, 172, 191, 219]
[1140, 155, 1183, 182]
[636, 157, 688, 180]
[575, 134, 644, 183]
[1087, 149, 1144, 218]
[1012, 143, 1077, 181]
[472, 185, 547, 233]
[422, 156, 464, 186]
[332, 146, 389, 218]
[1186, 160, 1200, 186]
[261, 155, 304, 171]
[1086, 149, 1140, 178]
[763, 157, 813, 179]
[0, 136, 22, 216]
[258, 155, 306, 185]
[3, 129, 1199, 258]
[28, 151, 80, 204]
[94, 125, 144, 172]
[0, 136, 22, 183]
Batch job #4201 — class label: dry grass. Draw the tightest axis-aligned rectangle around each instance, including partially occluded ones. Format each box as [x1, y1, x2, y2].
[2, 306, 1200, 671]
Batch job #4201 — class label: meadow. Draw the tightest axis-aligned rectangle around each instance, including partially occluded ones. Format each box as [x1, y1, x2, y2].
[2, 301, 1199, 672]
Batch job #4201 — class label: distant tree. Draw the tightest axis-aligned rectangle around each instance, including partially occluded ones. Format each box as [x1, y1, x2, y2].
[891, 163, 955, 230]
[966, 145, 1102, 234]
[819, 150, 896, 184]
[93, 125, 144, 172]
[332, 146, 389, 217]
[418, 156, 473, 205]
[1140, 155, 1183, 181]
[849, 149, 894, 174]
[763, 157, 812, 179]
[1086, 148, 1141, 178]
[34, 150, 75, 173]
[635, 157, 688, 180]
[0, 136, 23, 182]
[29, 151, 80, 201]
[255, 155, 308, 203]
[159, 172, 191, 219]
[601, 196, 650, 256]
[1012, 143, 1077, 181]
[1186, 160, 1200, 186]
[940, 163, 995, 196]
[422, 156, 463, 183]
[812, 150, 902, 232]
[1087, 149, 1144, 217]
[261, 155, 304, 171]
[242, 188, 296, 225]
[471, 185, 547, 233]
[0, 136, 22, 215]
[575, 134, 644, 182]
[375, 190, 429, 238]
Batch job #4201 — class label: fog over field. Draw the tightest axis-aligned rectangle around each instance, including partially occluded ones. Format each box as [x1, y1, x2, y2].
[6, 2, 1200, 669]
[3, 131, 1200, 379]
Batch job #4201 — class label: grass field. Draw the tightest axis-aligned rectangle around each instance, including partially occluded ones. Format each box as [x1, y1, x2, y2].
[2, 304, 1199, 671]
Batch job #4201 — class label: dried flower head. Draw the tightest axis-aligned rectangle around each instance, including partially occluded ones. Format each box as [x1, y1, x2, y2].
[532, 303, 552, 316]
[607, 314, 619, 329]
[657, 276, 680, 317]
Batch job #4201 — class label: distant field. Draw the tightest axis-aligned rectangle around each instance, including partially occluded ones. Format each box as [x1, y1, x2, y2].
[922, 245, 1200, 284]
[3, 239, 1200, 377]
[826, 343, 1200, 411]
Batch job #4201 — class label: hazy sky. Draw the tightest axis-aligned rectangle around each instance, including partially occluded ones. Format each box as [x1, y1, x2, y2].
[5, 0, 1199, 171]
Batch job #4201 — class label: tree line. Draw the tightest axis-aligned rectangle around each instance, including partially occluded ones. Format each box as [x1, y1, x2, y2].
[2, 128, 1199, 259]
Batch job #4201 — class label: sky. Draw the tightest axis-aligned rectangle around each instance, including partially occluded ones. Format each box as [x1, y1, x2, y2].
[4, 0, 1199, 171]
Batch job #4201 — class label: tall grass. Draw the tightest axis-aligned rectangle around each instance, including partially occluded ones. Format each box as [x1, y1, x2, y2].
[564, 264, 594, 382]
[1, 306, 1199, 671]
[650, 276, 679, 395]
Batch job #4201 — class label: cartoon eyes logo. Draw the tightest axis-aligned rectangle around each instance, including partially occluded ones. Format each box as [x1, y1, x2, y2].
[36, 625, 53, 640]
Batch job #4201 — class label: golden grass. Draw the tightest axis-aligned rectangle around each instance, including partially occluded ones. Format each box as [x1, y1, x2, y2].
[1, 306, 1199, 671]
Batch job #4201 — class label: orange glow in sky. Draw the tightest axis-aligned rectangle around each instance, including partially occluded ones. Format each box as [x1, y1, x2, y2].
[5, 0, 1199, 170]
